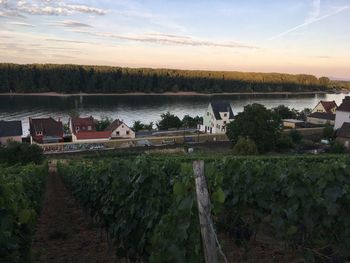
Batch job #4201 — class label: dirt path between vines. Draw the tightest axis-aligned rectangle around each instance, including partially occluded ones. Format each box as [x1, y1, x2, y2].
[31, 164, 119, 263]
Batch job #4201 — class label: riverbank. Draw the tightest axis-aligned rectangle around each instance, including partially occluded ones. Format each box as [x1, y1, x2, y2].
[0, 91, 339, 97]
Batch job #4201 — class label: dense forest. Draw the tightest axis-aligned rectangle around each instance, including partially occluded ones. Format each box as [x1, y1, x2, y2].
[0, 63, 334, 94]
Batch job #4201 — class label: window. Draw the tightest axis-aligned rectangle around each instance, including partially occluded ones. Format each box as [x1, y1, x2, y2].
[37, 131, 42, 136]
[126, 131, 130, 135]
[207, 112, 209, 116]
[122, 125, 124, 128]
[88, 126, 92, 131]
[224, 113, 227, 117]
[116, 131, 120, 135]
[224, 121, 227, 124]
[76, 126, 80, 131]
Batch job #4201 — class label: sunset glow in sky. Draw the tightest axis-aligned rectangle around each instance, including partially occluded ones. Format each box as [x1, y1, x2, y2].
[0, 0, 349, 78]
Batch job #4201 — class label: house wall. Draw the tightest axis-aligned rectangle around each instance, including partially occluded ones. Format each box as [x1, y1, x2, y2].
[283, 122, 297, 129]
[0, 136, 22, 145]
[202, 104, 233, 134]
[111, 124, 135, 138]
[312, 102, 326, 113]
[307, 117, 335, 126]
[335, 111, 350, 129]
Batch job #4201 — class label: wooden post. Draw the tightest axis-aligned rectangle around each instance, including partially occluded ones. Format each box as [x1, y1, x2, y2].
[193, 160, 219, 263]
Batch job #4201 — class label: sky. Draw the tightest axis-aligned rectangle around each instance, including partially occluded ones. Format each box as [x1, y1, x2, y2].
[0, 0, 349, 79]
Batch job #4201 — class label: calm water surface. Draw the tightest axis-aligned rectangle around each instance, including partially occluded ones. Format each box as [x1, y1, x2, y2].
[0, 93, 348, 136]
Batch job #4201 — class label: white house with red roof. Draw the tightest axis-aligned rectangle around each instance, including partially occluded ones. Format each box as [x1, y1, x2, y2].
[307, 100, 338, 126]
[70, 116, 111, 143]
[312, 100, 338, 114]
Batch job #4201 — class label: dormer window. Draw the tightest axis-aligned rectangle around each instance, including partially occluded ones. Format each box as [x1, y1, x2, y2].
[76, 127, 80, 131]
[88, 126, 92, 131]
[36, 131, 42, 136]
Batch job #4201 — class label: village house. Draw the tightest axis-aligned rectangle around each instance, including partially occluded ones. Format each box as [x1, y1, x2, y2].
[334, 96, 350, 130]
[70, 116, 111, 143]
[312, 100, 337, 114]
[307, 100, 337, 126]
[0, 120, 22, 145]
[336, 122, 350, 149]
[29, 117, 64, 144]
[200, 101, 234, 134]
[105, 119, 135, 139]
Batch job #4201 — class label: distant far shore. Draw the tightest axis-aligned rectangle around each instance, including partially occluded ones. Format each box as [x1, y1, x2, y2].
[0, 91, 338, 97]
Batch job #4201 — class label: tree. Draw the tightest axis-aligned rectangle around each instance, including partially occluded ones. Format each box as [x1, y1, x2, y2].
[95, 117, 112, 131]
[157, 112, 182, 130]
[133, 121, 144, 132]
[226, 103, 281, 153]
[323, 124, 334, 140]
[232, 137, 258, 155]
[289, 129, 302, 144]
[133, 121, 153, 131]
[272, 105, 297, 119]
[181, 115, 203, 128]
[297, 108, 312, 121]
[275, 133, 294, 151]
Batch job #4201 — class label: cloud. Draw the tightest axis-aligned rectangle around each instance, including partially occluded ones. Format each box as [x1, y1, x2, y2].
[0, 10, 26, 18]
[73, 30, 258, 49]
[44, 38, 88, 44]
[7, 21, 35, 27]
[307, 0, 321, 22]
[0, 0, 108, 16]
[270, 5, 349, 40]
[50, 20, 93, 28]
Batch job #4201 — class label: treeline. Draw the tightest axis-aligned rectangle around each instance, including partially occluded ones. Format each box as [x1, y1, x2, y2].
[0, 63, 332, 94]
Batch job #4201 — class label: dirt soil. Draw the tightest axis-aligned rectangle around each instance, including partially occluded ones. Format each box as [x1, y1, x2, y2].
[31, 168, 120, 263]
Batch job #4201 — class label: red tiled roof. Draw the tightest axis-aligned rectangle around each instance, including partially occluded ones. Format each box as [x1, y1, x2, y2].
[320, 100, 337, 113]
[71, 116, 95, 127]
[337, 97, 350, 113]
[75, 131, 111, 140]
[29, 117, 63, 137]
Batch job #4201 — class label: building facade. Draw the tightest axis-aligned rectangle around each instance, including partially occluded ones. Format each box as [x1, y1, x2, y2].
[201, 101, 234, 134]
[335, 97, 350, 130]
[0, 120, 22, 145]
[29, 117, 64, 144]
[105, 119, 135, 139]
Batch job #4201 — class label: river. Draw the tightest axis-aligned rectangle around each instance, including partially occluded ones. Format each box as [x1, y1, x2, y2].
[0, 93, 348, 136]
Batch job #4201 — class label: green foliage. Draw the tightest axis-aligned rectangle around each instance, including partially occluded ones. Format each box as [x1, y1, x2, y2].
[0, 163, 47, 262]
[157, 112, 182, 130]
[272, 105, 298, 119]
[132, 121, 153, 132]
[226, 103, 281, 153]
[289, 129, 302, 144]
[206, 156, 350, 261]
[275, 133, 294, 151]
[0, 142, 44, 165]
[323, 125, 335, 140]
[181, 115, 203, 128]
[330, 141, 346, 153]
[297, 108, 312, 121]
[95, 116, 112, 131]
[58, 157, 201, 262]
[0, 63, 332, 94]
[232, 137, 259, 155]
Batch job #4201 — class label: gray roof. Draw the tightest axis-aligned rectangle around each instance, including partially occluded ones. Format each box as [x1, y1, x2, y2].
[210, 101, 234, 120]
[337, 97, 350, 112]
[0, 120, 22, 137]
[337, 123, 350, 138]
[308, 112, 335, 121]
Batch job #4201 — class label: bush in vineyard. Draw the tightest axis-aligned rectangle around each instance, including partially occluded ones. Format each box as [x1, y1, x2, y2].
[0, 163, 47, 262]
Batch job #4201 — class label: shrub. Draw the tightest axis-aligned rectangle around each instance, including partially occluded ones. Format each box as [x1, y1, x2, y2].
[232, 137, 259, 155]
[276, 133, 294, 151]
[323, 124, 335, 140]
[289, 129, 302, 144]
[0, 142, 44, 165]
[330, 141, 346, 153]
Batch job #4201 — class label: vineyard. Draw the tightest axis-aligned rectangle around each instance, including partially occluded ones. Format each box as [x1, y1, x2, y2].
[57, 155, 350, 263]
[0, 163, 47, 262]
